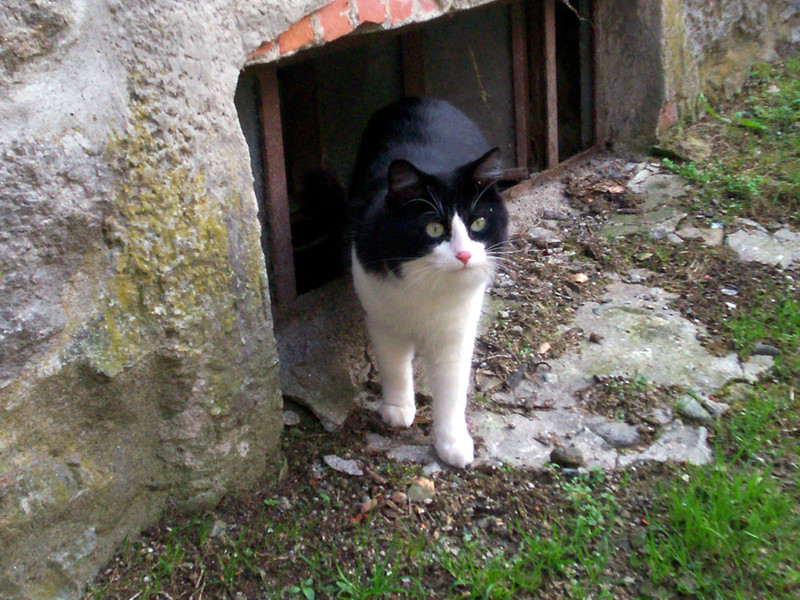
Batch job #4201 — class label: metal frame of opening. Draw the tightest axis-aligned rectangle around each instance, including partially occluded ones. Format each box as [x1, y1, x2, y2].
[252, 0, 595, 307]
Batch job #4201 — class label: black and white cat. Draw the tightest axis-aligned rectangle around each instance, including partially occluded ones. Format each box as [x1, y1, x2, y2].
[349, 97, 509, 468]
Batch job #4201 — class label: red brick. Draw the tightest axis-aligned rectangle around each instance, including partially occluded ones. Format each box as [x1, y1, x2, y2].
[389, 0, 413, 24]
[319, 0, 354, 42]
[278, 15, 315, 55]
[247, 41, 276, 61]
[417, 0, 440, 15]
[357, 0, 387, 24]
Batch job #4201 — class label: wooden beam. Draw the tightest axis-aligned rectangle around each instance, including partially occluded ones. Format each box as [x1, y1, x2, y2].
[401, 30, 425, 97]
[510, 0, 530, 173]
[256, 66, 297, 306]
[544, 0, 559, 168]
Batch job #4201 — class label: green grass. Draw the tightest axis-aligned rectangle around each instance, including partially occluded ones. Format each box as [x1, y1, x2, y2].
[643, 386, 800, 598]
[439, 470, 618, 599]
[663, 58, 800, 224]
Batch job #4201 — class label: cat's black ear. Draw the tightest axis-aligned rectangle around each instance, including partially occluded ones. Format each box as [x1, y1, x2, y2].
[470, 148, 503, 188]
[387, 159, 424, 205]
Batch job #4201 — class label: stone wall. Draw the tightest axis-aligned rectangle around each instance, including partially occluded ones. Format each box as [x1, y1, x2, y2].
[594, 0, 799, 146]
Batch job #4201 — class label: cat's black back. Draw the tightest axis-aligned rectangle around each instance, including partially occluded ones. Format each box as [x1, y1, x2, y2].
[349, 97, 508, 275]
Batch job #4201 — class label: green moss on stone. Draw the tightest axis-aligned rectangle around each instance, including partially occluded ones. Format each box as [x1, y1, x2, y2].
[87, 105, 238, 376]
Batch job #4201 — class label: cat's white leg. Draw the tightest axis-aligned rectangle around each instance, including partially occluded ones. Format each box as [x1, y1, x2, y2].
[368, 321, 416, 428]
[424, 338, 475, 467]
[423, 302, 483, 467]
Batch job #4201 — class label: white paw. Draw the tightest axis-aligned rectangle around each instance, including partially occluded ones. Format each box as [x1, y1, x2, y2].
[435, 431, 474, 468]
[379, 402, 415, 428]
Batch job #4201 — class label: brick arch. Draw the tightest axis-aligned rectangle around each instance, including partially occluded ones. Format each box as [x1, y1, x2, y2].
[246, 0, 447, 63]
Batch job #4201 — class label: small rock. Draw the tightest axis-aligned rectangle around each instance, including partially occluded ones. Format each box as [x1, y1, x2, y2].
[283, 410, 301, 426]
[390, 491, 408, 504]
[323, 455, 363, 477]
[407, 477, 436, 503]
[676, 396, 713, 426]
[651, 407, 673, 425]
[550, 446, 584, 468]
[569, 272, 589, 284]
[277, 496, 292, 511]
[700, 398, 730, 416]
[720, 287, 738, 296]
[423, 462, 443, 477]
[753, 342, 780, 356]
[497, 310, 510, 320]
[209, 518, 228, 539]
[528, 226, 563, 247]
[537, 341, 551, 354]
[590, 422, 642, 448]
[666, 232, 684, 244]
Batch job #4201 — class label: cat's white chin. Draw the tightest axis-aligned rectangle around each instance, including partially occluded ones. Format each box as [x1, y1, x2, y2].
[435, 430, 474, 468]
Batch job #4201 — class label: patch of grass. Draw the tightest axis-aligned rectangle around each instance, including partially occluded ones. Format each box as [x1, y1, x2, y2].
[663, 58, 800, 224]
[725, 293, 800, 379]
[439, 470, 618, 599]
[643, 386, 800, 598]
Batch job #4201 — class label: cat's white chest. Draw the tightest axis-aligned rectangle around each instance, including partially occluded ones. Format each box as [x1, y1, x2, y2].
[351, 247, 487, 344]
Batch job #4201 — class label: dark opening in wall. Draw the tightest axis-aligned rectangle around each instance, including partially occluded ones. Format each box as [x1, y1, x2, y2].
[235, 0, 596, 307]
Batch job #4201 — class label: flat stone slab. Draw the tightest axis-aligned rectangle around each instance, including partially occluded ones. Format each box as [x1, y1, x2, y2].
[726, 227, 800, 268]
[365, 280, 771, 472]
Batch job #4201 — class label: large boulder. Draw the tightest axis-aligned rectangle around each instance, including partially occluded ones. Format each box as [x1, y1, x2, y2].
[0, 1, 304, 597]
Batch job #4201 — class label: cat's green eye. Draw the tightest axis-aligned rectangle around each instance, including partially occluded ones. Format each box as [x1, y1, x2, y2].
[425, 222, 445, 238]
[470, 217, 487, 233]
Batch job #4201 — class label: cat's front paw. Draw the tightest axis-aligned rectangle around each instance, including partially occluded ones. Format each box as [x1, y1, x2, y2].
[435, 431, 474, 468]
[379, 402, 416, 428]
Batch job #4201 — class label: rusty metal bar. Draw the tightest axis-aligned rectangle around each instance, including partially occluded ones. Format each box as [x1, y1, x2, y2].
[544, 0, 559, 168]
[256, 66, 297, 306]
[510, 0, 530, 173]
[401, 30, 426, 97]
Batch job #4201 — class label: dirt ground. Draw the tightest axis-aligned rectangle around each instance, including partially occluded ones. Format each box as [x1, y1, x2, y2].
[84, 148, 798, 599]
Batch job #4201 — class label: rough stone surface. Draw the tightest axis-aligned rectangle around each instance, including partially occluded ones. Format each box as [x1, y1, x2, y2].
[726, 227, 800, 268]
[0, 1, 317, 597]
[590, 421, 643, 448]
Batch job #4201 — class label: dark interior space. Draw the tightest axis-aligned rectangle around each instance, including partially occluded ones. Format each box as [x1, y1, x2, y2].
[235, 0, 596, 303]
[555, 0, 594, 159]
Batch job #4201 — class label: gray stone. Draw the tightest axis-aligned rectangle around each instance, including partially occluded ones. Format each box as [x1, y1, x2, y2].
[677, 396, 714, 426]
[753, 342, 781, 356]
[550, 446, 585, 468]
[590, 421, 642, 448]
[700, 398, 730, 417]
[283, 410, 301, 426]
[1, 1, 288, 596]
[618, 424, 712, 467]
[676, 225, 724, 246]
[323, 455, 364, 477]
[527, 226, 563, 247]
[726, 228, 800, 268]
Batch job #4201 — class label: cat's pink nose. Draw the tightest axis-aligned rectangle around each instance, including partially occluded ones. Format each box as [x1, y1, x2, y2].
[456, 251, 472, 265]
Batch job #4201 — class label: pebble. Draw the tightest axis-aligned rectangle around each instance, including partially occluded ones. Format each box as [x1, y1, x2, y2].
[527, 226, 563, 247]
[700, 398, 730, 416]
[283, 410, 301, 426]
[323, 455, 363, 477]
[676, 396, 713, 426]
[753, 342, 780, 356]
[590, 422, 642, 448]
[550, 446, 584, 468]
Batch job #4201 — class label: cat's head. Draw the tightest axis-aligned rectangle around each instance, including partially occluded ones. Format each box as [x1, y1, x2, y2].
[365, 148, 508, 285]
